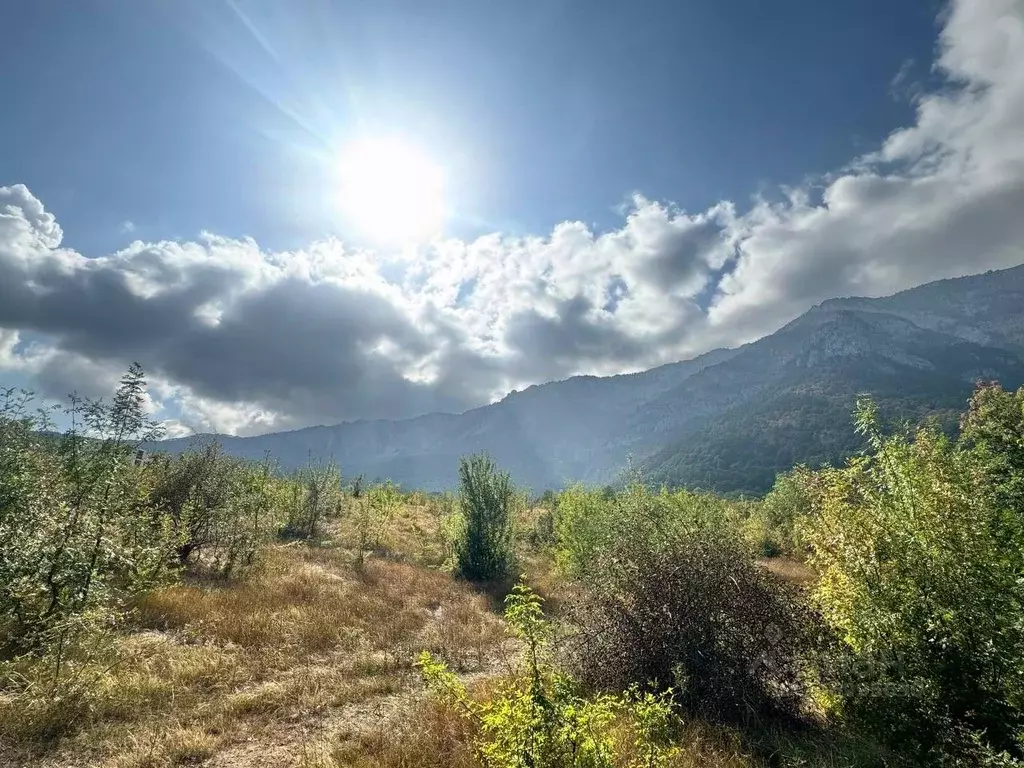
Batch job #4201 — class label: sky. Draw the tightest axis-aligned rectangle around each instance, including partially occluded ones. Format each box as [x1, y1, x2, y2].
[1, 0, 1023, 436]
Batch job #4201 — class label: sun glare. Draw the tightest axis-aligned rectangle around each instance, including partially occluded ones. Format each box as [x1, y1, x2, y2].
[336, 136, 445, 245]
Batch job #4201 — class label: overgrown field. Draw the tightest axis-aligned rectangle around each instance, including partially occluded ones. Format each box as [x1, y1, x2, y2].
[3, 367, 1024, 767]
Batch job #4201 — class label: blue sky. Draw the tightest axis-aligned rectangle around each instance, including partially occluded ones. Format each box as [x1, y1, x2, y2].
[3, 0, 940, 254]
[2, 0, 1023, 435]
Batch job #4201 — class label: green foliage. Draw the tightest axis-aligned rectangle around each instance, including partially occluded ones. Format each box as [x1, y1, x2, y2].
[282, 459, 342, 540]
[148, 443, 229, 564]
[148, 444, 285, 575]
[455, 454, 517, 582]
[741, 467, 818, 557]
[807, 396, 1024, 758]
[418, 584, 680, 768]
[961, 382, 1024, 516]
[431, 490, 461, 567]
[0, 364, 323, 662]
[0, 365, 174, 654]
[353, 480, 402, 561]
[550, 485, 612, 578]
[552, 481, 737, 580]
[367, 480, 401, 522]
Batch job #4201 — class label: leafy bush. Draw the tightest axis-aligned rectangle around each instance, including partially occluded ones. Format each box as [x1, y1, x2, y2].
[807, 397, 1024, 759]
[203, 458, 284, 575]
[148, 443, 232, 564]
[282, 459, 341, 540]
[152, 443, 290, 576]
[454, 454, 517, 582]
[0, 365, 175, 654]
[565, 529, 824, 725]
[961, 382, 1024, 516]
[550, 485, 615, 578]
[553, 482, 737, 580]
[148, 444, 284, 575]
[418, 584, 681, 768]
[741, 467, 819, 557]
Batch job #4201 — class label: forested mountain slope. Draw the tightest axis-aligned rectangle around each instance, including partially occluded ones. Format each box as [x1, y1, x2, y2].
[155, 265, 1024, 494]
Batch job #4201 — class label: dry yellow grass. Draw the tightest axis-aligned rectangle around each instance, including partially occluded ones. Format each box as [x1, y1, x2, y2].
[0, 536, 508, 768]
[331, 695, 479, 768]
[333, 495, 452, 568]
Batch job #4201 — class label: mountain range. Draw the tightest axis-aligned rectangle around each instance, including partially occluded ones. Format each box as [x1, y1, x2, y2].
[154, 264, 1024, 496]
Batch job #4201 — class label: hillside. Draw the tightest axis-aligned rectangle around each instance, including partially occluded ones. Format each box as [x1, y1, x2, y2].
[155, 265, 1024, 494]
[641, 268, 1024, 491]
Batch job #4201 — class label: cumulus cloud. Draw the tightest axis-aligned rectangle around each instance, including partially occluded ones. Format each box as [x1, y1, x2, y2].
[1, 0, 1023, 436]
[706, 0, 1024, 346]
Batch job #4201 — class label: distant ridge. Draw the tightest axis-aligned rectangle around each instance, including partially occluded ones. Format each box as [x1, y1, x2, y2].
[155, 264, 1024, 495]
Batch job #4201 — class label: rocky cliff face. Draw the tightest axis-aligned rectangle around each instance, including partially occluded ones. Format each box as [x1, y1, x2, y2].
[155, 265, 1024, 495]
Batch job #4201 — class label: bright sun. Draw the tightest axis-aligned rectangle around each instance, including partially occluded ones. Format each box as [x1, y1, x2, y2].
[337, 136, 445, 245]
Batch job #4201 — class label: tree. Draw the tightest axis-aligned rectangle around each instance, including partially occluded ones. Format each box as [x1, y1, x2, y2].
[961, 382, 1024, 516]
[0, 365, 173, 653]
[455, 454, 516, 582]
[148, 445, 283, 576]
[807, 397, 1024, 759]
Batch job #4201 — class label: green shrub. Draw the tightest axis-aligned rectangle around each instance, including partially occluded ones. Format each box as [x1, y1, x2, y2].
[148, 443, 230, 564]
[565, 529, 824, 725]
[366, 480, 401, 529]
[961, 382, 1024, 516]
[353, 480, 402, 562]
[282, 459, 341, 540]
[807, 397, 1024, 759]
[553, 482, 737, 579]
[148, 444, 286, 576]
[418, 584, 681, 768]
[454, 454, 517, 582]
[742, 467, 819, 557]
[551, 485, 615, 578]
[0, 365, 174, 654]
[207, 458, 284, 575]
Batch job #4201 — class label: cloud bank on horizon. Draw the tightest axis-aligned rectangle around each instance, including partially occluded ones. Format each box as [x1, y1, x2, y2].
[2, 0, 1024, 436]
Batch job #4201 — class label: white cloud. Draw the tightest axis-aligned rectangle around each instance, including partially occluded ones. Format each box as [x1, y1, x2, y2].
[0, 329, 21, 370]
[1, 0, 1023, 435]
[147, 376, 283, 436]
[706, 0, 1024, 347]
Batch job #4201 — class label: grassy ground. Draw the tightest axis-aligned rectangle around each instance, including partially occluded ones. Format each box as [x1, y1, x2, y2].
[1, 500, 879, 768]
[0, 500, 510, 768]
